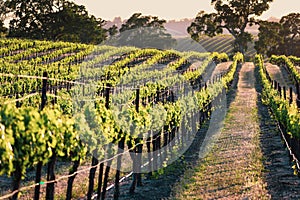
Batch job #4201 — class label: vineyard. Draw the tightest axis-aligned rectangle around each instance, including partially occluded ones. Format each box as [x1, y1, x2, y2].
[176, 35, 257, 59]
[0, 38, 300, 200]
[257, 54, 300, 166]
[0, 38, 241, 199]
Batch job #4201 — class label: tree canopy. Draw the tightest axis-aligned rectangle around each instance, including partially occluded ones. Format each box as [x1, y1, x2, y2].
[0, 1, 8, 36]
[0, 1, 9, 21]
[43, 1, 107, 44]
[188, 0, 273, 54]
[4, 0, 107, 44]
[1, 3, 175, 47]
[0, 21, 7, 37]
[255, 13, 300, 57]
[108, 13, 175, 49]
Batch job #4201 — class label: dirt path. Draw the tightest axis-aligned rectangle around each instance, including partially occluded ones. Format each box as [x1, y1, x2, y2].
[202, 62, 232, 83]
[171, 62, 300, 199]
[211, 61, 232, 79]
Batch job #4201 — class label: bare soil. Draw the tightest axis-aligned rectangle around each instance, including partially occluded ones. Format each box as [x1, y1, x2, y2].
[265, 62, 297, 102]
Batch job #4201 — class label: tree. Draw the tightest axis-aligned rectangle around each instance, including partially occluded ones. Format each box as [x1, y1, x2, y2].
[255, 13, 300, 57]
[255, 21, 282, 57]
[188, 0, 273, 54]
[108, 24, 118, 38]
[44, 1, 107, 44]
[119, 13, 166, 32]
[0, 1, 9, 21]
[6, 0, 107, 44]
[6, 0, 63, 39]
[0, 21, 7, 37]
[279, 13, 300, 56]
[109, 13, 175, 49]
[0, 1, 9, 36]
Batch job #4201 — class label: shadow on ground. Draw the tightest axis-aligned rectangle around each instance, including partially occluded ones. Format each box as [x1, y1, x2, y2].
[104, 64, 242, 200]
[254, 66, 300, 199]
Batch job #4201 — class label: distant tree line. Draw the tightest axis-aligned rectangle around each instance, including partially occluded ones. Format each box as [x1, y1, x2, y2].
[0, 0, 299, 56]
[0, 0, 174, 47]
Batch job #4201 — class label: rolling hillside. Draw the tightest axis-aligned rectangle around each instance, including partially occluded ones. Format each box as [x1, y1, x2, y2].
[174, 35, 256, 59]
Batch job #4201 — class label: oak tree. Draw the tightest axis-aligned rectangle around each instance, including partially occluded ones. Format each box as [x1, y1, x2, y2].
[0, 1, 9, 36]
[255, 13, 300, 57]
[111, 13, 175, 49]
[188, 0, 273, 54]
[5, 0, 107, 44]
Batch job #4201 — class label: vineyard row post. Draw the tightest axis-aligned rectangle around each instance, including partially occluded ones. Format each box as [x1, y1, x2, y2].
[34, 71, 48, 200]
[101, 86, 113, 200]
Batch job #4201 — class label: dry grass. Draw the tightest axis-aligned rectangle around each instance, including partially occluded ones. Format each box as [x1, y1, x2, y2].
[171, 63, 270, 199]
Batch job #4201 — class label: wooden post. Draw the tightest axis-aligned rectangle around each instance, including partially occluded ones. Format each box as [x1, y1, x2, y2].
[296, 82, 300, 97]
[283, 86, 287, 100]
[296, 82, 300, 108]
[157, 129, 163, 166]
[151, 90, 160, 173]
[129, 88, 143, 194]
[41, 72, 48, 110]
[101, 86, 112, 200]
[54, 83, 58, 105]
[101, 145, 113, 200]
[146, 132, 152, 179]
[15, 76, 20, 108]
[163, 126, 169, 162]
[152, 133, 158, 173]
[11, 166, 22, 200]
[96, 163, 104, 200]
[66, 160, 80, 200]
[297, 95, 300, 109]
[46, 153, 56, 200]
[34, 72, 48, 200]
[113, 138, 125, 200]
[170, 91, 176, 145]
[87, 157, 99, 200]
[289, 87, 293, 104]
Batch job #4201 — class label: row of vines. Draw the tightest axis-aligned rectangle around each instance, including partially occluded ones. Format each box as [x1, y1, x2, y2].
[256, 54, 300, 174]
[0, 38, 240, 200]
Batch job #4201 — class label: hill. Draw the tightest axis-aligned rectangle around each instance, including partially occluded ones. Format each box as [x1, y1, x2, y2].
[174, 35, 256, 59]
[105, 17, 279, 38]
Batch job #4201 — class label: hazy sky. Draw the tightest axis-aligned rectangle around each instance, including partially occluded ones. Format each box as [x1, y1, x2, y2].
[72, 0, 300, 21]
